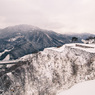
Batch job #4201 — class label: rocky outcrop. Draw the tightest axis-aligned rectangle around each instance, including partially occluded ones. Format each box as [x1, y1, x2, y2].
[0, 44, 95, 95]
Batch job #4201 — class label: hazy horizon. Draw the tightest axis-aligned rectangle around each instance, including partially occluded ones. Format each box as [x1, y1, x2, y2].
[0, 0, 95, 34]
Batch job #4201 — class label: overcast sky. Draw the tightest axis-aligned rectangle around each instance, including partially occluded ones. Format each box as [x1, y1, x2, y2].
[0, 0, 95, 34]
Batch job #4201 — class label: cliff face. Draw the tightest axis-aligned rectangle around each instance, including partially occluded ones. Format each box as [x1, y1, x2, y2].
[0, 44, 95, 95]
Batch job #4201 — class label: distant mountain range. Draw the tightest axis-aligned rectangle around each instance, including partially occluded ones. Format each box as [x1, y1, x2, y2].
[0, 24, 95, 60]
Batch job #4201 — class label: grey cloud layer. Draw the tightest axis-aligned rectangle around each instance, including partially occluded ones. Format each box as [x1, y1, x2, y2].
[0, 0, 95, 34]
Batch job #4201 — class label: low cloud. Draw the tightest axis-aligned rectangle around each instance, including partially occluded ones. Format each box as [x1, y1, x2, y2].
[0, 0, 95, 34]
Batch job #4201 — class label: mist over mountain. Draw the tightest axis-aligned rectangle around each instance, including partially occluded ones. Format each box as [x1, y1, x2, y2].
[0, 24, 95, 60]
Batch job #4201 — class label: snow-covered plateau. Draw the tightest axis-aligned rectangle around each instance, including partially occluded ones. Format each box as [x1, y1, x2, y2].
[0, 43, 95, 95]
[58, 79, 95, 95]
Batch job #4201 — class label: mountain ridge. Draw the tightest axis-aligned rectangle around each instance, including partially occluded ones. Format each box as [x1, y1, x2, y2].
[0, 43, 95, 95]
[0, 25, 66, 60]
[0, 24, 95, 60]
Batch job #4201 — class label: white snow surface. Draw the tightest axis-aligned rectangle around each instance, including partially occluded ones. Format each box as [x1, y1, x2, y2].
[0, 60, 19, 64]
[45, 45, 65, 52]
[64, 43, 95, 53]
[45, 43, 95, 53]
[3, 54, 10, 61]
[0, 43, 95, 95]
[0, 49, 10, 56]
[20, 54, 33, 61]
[82, 39, 95, 44]
[58, 80, 95, 95]
[8, 35, 24, 42]
[0, 48, 14, 57]
[1, 43, 95, 64]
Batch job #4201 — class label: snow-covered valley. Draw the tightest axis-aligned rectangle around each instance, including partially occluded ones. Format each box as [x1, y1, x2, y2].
[0, 43, 95, 95]
[58, 79, 95, 95]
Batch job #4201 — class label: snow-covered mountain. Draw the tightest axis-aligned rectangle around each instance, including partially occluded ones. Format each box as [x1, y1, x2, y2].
[0, 24, 95, 60]
[0, 24, 69, 60]
[0, 43, 95, 95]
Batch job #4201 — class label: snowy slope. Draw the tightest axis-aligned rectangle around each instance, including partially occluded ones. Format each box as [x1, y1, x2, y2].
[1, 25, 95, 60]
[0, 24, 66, 60]
[0, 49, 11, 56]
[0, 43, 95, 95]
[58, 80, 95, 95]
